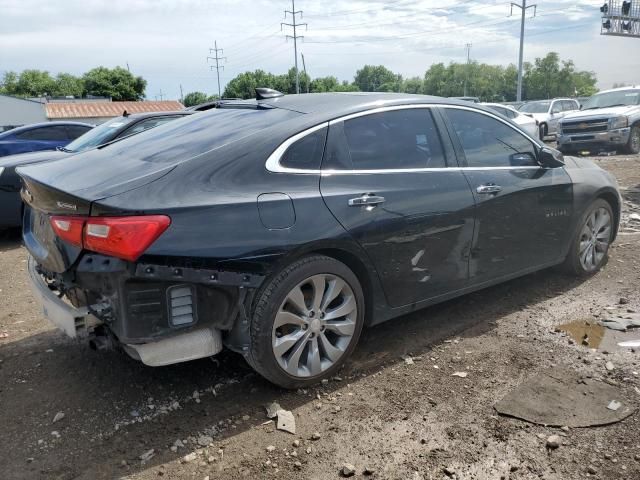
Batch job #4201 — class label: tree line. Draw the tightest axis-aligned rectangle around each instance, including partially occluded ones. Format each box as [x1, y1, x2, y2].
[183, 52, 596, 106]
[0, 67, 147, 101]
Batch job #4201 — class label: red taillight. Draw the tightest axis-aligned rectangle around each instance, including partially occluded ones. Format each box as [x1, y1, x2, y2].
[49, 215, 171, 262]
[50, 216, 84, 248]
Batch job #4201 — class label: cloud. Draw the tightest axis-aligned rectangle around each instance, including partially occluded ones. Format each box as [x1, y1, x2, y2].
[0, 0, 631, 99]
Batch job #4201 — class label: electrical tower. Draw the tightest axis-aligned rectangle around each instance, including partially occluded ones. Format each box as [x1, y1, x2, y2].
[464, 43, 472, 97]
[600, 1, 640, 37]
[282, 0, 307, 94]
[207, 41, 226, 98]
[510, 0, 537, 102]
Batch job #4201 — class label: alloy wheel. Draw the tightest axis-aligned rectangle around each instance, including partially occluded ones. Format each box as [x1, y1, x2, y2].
[578, 207, 611, 272]
[631, 127, 640, 153]
[271, 274, 357, 378]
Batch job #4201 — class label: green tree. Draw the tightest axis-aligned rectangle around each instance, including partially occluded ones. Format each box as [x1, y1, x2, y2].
[223, 70, 278, 99]
[82, 66, 146, 101]
[11, 69, 57, 97]
[183, 91, 210, 107]
[354, 65, 400, 92]
[522, 52, 597, 100]
[0, 71, 19, 95]
[402, 76, 424, 94]
[52, 73, 84, 97]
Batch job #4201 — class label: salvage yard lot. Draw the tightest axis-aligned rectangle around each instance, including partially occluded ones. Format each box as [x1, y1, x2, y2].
[1, 153, 640, 480]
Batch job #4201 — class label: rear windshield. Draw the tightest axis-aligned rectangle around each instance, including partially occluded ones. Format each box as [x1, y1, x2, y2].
[65, 116, 133, 152]
[100, 108, 302, 163]
[519, 101, 550, 113]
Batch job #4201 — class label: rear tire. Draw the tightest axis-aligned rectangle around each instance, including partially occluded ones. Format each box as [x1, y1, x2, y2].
[562, 199, 614, 276]
[624, 124, 640, 154]
[247, 255, 365, 389]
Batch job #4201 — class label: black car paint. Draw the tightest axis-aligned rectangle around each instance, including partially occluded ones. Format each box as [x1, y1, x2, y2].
[0, 112, 192, 228]
[17, 93, 621, 352]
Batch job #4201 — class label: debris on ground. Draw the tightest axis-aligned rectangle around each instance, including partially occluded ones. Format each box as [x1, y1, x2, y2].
[618, 339, 640, 348]
[139, 449, 155, 463]
[494, 369, 635, 427]
[264, 401, 282, 419]
[52, 412, 65, 423]
[599, 316, 640, 332]
[606, 361, 615, 371]
[451, 371, 468, 378]
[607, 400, 622, 411]
[403, 356, 414, 365]
[546, 435, 561, 449]
[276, 409, 296, 434]
[341, 464, 356, 477]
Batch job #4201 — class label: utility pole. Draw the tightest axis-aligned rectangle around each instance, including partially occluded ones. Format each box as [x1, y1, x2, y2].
[156, 89, 164, 101]
[464, 43, 472, 97]
[510, 0, 537, 102]
[207, 40, 226, 98]
[301, 53, 309, 93]
[179, 84, 184, 104]
[282, 0, 307, 94]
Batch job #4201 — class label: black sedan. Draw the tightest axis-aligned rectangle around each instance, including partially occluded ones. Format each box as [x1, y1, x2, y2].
[17, 92, 621, 388]
[0, 111, 192, 228]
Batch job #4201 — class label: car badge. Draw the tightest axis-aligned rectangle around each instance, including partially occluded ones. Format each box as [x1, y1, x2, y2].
[56, 201, 77, 211]
[579, 123, 589, 129]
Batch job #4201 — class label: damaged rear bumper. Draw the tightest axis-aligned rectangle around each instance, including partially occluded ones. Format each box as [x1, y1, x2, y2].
[27, 253, 264, 366]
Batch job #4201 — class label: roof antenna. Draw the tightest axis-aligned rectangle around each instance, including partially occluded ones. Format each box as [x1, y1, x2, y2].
[122, 110, 129, 117]
[255, 88, 284, 100]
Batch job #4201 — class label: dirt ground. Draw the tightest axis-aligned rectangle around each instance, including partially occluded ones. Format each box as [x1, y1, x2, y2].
[1, 153, 640, 480]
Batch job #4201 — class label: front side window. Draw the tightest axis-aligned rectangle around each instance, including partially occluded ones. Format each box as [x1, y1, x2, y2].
[446, 108, 538, 168]
[119, 116, 181, 137]
[64, 116, 134, 152]
[324, 109, 446, 170]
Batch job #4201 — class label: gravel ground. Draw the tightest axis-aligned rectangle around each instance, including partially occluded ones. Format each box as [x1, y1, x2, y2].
[1, 153, 639, 480]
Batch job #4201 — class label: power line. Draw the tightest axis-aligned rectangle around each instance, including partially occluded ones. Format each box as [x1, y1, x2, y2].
[301, 52, 309, 93]
[207, 40, 226, 98]
[510, 0, 537, 102]
[281, 0, 307, 94]
[464, 43, 472, 97]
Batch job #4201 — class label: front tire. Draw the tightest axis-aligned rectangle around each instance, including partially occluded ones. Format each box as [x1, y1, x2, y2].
[563, 199, 614, 276]
[247, 255, 365, 388]
[539, 123, 548, 141]
[624, 124, 640, 154]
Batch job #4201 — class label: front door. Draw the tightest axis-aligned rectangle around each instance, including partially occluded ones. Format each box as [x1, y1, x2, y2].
[442, 107, 574, 282]
[320, 107, 476, 307]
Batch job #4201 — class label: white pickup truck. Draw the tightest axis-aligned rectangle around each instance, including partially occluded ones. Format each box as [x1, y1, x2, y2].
[557, 86, 640, 155]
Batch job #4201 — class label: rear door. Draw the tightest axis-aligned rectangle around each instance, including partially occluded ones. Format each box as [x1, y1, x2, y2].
[442, 106, 573, 282]
[319, 107, 476, 307]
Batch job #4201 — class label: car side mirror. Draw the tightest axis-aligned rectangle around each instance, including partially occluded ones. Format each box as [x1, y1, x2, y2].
[538, 146, 565, 168]
[509, 152, 537, 167]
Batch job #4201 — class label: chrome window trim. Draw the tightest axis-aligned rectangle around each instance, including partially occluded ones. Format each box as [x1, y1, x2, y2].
[265, 103, 542, 175]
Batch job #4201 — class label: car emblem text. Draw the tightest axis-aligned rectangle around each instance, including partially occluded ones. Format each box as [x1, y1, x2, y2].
[56, 201, 77, 211]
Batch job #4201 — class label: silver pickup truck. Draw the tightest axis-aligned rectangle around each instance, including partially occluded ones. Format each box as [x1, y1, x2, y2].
[557, 86, 640, 155]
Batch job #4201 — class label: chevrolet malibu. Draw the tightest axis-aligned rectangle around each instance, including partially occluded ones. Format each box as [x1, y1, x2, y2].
[18, 92, 621, 388]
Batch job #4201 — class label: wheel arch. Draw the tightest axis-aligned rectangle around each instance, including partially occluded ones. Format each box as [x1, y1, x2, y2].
[596, 189, 621, 241]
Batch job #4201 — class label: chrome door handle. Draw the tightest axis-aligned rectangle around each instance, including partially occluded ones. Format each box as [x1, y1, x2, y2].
[348, 194, 386, 207]
[476, 184, 502, 194]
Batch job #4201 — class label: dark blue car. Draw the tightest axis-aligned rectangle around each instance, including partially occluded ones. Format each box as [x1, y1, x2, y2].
[0, 121, 93, 157]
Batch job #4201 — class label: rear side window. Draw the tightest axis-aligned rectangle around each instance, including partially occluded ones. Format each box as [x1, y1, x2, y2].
[280, 127, 327, 170]
[325, 109, 446, 170]
[119, 116, 181, 137]
[15, 126, 69, 141]
[446, 108, 538, 168]
[562, 100, 578, 111]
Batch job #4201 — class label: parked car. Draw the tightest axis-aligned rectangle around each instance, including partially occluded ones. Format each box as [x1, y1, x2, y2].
[0, 121, 93, 158]
[450, 96, 480, 103]
[481, 103, 538, 138]
[518, 98, 580, 139]
[19, 92, 621, 388]
[557, 86, 640, 155]
[0, 112, 193, 229]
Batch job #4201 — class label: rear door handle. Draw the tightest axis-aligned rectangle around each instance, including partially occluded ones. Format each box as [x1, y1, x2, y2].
[476, 184, 502, 194]
[348, 194, 386, 207]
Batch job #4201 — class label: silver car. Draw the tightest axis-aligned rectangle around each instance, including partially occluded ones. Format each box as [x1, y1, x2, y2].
[519, 98, 580, 139]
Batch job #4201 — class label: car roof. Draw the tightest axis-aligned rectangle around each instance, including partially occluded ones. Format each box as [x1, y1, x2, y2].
[0, 121, 94, 138]
[121, 111, 193, 120]
[596, 85, 640, 94]
[243, 92, 474, 117]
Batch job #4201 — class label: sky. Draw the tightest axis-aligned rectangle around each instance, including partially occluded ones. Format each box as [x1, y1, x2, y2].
[1, 0, 638, 100]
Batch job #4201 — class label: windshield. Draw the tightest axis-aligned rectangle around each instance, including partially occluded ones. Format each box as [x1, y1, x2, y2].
[581, 89, 640, 110]
[64, 117, 132, 152]
[519, 101, 551, 113]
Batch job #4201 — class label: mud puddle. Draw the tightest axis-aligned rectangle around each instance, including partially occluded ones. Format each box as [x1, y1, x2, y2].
[558, 319, 605, 348]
